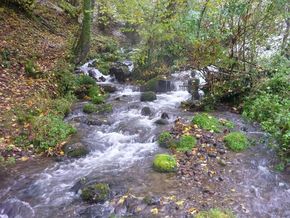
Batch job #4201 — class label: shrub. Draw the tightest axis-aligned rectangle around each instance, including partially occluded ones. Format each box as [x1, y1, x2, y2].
[192, 113, 221, 132]
[196, 208, 235, 218]
[158, 131, 173, 148]
[83, 103, 96, 114]
[176, 135, 197, 152]
[224, 132, 249, 152]
[31, 114, 76, 150]
[153, 154, 177, 173]
[91, 95, 104, 104]
[76, 75, 96, 86]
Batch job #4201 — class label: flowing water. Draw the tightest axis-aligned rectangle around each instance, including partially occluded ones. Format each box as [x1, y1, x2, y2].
[0, 65, 289, 218]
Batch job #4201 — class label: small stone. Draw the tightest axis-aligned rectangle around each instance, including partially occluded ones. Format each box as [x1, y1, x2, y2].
[208, 152, 217, 158]
[218, 159, 227, 166]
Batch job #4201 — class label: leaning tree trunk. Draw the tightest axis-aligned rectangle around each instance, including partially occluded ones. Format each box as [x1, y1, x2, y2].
[74, 0, 93, 64]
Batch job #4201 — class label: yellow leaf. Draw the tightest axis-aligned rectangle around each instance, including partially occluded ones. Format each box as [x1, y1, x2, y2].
[151, 208, 158, 215]
[176, 200, 184, 206]
[21, 156, 29, 161]
[117, 195, 128, 205]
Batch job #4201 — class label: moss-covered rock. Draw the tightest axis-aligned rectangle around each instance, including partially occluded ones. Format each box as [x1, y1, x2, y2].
[153, 154, 177, 173]
[140, 91, 157, 102]
[158, 131, 173, 148]
[83, 103, 96, 114]
[192, 113, 221, 132]
[65, 142, 89, 158]
[224, 132, 249, 152]
[196, 208, 235, 218]
[95, 103, 113, 114]
[176, 135, 197, 152]
[81, 183, 110, 203]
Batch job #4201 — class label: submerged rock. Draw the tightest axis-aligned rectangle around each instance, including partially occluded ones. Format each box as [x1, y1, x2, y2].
[78, 204, 114, 218]
[81, 183, 110, 203]
[140, 91, 157, 102]
[65, 142, 89, 158]
[161, 112, 169, 119]
[141, 106, 152, 116]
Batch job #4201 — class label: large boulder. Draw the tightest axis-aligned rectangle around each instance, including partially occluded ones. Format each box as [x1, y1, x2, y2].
[141, 78, 172, 93]
[141, 107, 152, 116]
[140, 91, 157, 102]
[65, 142, 89, 158]
[109, 62, 131, 82]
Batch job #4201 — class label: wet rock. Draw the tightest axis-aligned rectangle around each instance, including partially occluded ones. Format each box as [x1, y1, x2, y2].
[140, 91, 157, 102]
[81, 183, 110, 203]
[141, 107, 152, 116]
[208, 152, 217, 158]
[143, 196, 161, 206]
[155, 119, 169, 125]
[285, 164, 290, 175]
[109, 62, 131, 83]
[140, 79, 172, 93]
[217, 148, 226, 155]
[161, 112, 169, 119]
[0, 199, 35, 218]
[65, 143, 89, 158]
[78, 204, 114, 218]
[218, 159, 227, 166]
[100, 84, 117, 93]
[86, 118, 108, 126]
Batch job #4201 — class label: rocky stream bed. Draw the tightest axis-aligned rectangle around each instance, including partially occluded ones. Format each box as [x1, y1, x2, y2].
[0, 67, 290, 218]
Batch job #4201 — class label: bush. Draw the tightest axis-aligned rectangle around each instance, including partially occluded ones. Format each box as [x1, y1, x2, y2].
[196, 208, 235, 218]
[224, 132, 249, 152]
[83, 103, 96, 114]
[91, 95, 104, 104]
[176, 135, 197, 152]
[31, 114, 76, 150]
[76, 74, 96, 86]
[192, 113, 221, 132]
[158, 131, 173, 148]
[4, 0, 35, 12]
[153, 154, 177, 173]
[243, 72, 290, 162]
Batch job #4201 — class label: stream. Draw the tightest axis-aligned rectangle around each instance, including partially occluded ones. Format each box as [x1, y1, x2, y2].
[0, 64, 290, 218]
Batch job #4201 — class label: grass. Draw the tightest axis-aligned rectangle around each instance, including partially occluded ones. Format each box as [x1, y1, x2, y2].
[192, 113, 221, 132]
[224, 132, 249, 152]
[83, 103, 96, 114]
[176, 135, 197, 152]
[153, 154, 177, 173]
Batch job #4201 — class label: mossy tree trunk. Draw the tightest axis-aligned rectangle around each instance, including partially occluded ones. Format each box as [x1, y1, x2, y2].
[74, 0, 94, 64]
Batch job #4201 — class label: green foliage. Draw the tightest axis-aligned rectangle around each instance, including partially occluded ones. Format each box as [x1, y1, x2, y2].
[158, 131, 173, 147]
[58, 0, 78, 18]
[196, 208, 235, 218]
[4, 0, 35, 12]
[24, 59, 41, 78]
[31, 114, 76, 150]
[49, 97, 73, 117]
[243, 71, 290, 162]
[192, 113, 221, 132]
[76, 75, 96, 86]
[224, 132, 249, 152]
[153, 154, 177, 173]
[83, 103, 96, 114]
[81, 183, 110, 203]
[0, 156, 16, 167]
[176, 135, 197, 152]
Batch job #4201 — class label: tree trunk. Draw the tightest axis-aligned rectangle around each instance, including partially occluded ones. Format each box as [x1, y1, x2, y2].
[74, 0, 93, 64]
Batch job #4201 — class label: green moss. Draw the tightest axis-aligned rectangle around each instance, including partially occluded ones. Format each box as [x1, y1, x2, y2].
[224, 132, 249, 152]
[143, 78, 159, 92]
[95, 103, 113, 113]
[196, 208, 235, 218]
[192, 113, 221, 132]
[140, 91, 157, 102]
[32, 114, 76, 151]
[176, 135, 197, 152]
[91, 95, 105, 104]
[158, 131, 173, 148]
[81, 183, 110, 203]
[153, 154, 177, 173]
[83, 103, 96, 114]
[58, 0, 78, 18]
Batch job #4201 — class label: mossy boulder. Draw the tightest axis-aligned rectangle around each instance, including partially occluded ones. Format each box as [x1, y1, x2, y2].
[153, 154, 177, 173]
[95, 103, 113, 114]
[158, 131, 173, 148]
[224, 132, 249, 152]
[81, 183, 110, 203]
[141, 78, 172, 93]
[196, 208, 235, 218]
[176, 135, 197, 152]
[192, 113, 221, 132]
[65, 143, 89, 158]
[140, 91, 157, 102]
